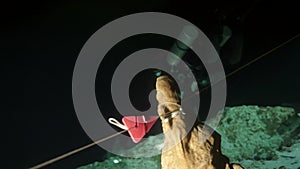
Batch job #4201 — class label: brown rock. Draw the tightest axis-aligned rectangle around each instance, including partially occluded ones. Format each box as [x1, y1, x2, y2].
[156, 75, 243, 169]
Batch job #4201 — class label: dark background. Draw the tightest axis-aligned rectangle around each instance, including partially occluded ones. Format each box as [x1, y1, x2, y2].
[2, 0, 299, 168]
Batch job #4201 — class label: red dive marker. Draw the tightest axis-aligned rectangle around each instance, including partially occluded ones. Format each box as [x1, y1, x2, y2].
[109, 116, 159, 143]
[122, 116, 159, 143]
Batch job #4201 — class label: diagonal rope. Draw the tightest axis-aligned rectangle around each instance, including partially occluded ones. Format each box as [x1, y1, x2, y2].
[183, 33, 300, 102]
[29, 33, 299, 169]
[225, 33, 300, 79]
[29, 127, 134, 169]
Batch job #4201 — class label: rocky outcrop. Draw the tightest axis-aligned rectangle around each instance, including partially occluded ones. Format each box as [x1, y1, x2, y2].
[207, 105, 299, 162]
[77, 77, 299, 169]
[78, 104, 299, 169]
[156, 75, 242, 169]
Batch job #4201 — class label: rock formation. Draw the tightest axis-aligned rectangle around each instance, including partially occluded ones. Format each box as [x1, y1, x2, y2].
[156, 75, 243, 169]
[78, 104, 300, 169]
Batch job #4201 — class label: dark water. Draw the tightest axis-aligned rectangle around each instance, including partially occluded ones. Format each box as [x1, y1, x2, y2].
[4, 0, 299, 168]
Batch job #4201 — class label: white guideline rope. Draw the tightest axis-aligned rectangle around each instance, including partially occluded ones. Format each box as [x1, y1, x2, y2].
[158, 102, 186, 123]
[29, 128, 130, 169]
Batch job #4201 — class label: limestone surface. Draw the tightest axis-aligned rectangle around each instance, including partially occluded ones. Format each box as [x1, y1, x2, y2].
[206, 105, 299, 162]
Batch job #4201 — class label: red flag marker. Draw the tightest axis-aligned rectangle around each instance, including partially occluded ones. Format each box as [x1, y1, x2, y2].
[122, 116, 159, 143]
